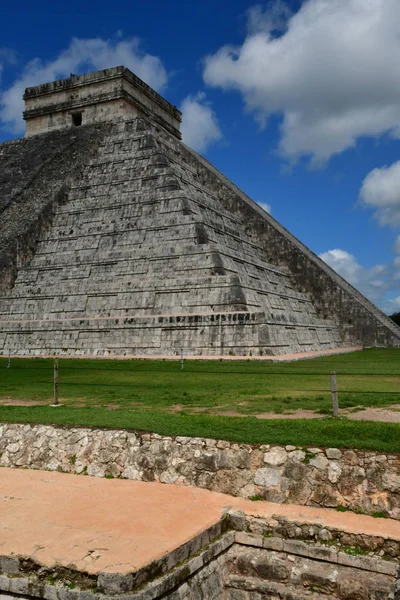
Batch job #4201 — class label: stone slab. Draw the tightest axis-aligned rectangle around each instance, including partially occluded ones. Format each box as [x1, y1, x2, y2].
[1, 467, 400, 580]
[0, 469, 233, 575]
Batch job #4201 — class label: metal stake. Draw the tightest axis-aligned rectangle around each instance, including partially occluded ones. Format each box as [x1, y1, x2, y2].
[331, 371, 339, 417]
[54, 358, 59, 406]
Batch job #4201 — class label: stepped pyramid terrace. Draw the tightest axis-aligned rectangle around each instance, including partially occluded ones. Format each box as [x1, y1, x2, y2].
[0, 66, 399, 358]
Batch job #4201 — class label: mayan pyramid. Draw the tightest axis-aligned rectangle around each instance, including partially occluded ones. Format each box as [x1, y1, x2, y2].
[0, 66, 399, 358]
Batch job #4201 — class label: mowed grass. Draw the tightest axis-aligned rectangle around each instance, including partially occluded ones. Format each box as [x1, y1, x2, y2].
[0, 348, 399, 451]
[0, 348, 399, 415]
[0, 405, 399, 452]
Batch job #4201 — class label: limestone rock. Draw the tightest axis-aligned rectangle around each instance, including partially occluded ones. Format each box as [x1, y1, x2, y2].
[309, 454, 329, 470]
[287, 480, 312, 505]
[254, 467, 282, 487]
[328, 461, 342, 484]
[159, 468, 180, 484]
[263, 447, 288, 466]
[326, 447, 342, 460]
[382, 472, 400, 492]
[318, 528, 333, 542]
[6, 443, 20, 454]
[288, 450, 306, 463]
[338, 577, 366, 599]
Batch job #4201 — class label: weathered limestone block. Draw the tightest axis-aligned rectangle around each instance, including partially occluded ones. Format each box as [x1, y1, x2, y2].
[263, 447, 288, 466]
[254, 467, 282, 487]
[226, 538, 397, 600]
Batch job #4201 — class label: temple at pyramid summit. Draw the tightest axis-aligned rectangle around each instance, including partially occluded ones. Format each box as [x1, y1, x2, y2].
[0, 66, 399, 358]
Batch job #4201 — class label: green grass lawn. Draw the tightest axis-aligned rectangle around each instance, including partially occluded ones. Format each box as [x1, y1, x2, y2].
[0, 405, 399, 452]
[0, 348, 399, 451]
[1, 348, 399, 414]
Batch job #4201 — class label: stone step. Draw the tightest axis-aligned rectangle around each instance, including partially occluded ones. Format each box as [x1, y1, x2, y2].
[1, 278, 313, 306]
[0, 315, 341, 356]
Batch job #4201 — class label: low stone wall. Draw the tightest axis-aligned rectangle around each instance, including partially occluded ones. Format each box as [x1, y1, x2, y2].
[0, 526, 231, 600]
[226, 511, 400, 599]
[0, 510, 399, 600]
[225, 539, 398, 599]
[0, 423, 399, 518]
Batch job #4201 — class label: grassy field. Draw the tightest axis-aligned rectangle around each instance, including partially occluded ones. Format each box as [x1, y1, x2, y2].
[0, 348, 399, 451]
[0, 405, 399, 452]
[0, 348, 399, 414]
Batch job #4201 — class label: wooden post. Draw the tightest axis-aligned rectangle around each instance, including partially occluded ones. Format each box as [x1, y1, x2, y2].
[180, 348, 184, 370]
[54, 358, 59, 406]
[331, 371, 339, 417]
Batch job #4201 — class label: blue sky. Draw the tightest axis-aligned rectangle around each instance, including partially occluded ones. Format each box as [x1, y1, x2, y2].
[1, 0, 400, 313]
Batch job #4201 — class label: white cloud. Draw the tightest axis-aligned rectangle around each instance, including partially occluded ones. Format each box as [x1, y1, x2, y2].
[180, 92, 222, 153]
[359, 161, 400, 226]
[203, 0, 400, 165]
[256, 201, 272, 214]
[386, 296, 400, 312]
[0, 37, 168, 134]
[246, 1, 292, 35]
[357, 162, 400, 306]
[319, 248, 393, 306]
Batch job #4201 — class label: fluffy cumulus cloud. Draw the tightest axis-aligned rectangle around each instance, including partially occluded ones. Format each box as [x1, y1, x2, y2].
[319, 248, 395, 308]
[180, 92, 222, 153]
[203, 0, 400, 165]
[246, 1, 292, 35]
[386, 296, 400, 312]
[255, 201, 272, 214]
[0, 37, 168, 134]
[359, 161, 400, 226]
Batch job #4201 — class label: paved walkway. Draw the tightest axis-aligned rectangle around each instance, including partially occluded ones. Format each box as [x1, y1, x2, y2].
[1, 468, 398, 575]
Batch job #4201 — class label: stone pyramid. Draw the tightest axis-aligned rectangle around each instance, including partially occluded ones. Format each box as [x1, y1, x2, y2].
[0, 67, 399, 357]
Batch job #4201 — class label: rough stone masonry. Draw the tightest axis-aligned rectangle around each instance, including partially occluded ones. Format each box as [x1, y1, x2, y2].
[0, 66, 399, 357]
[1, 424, 399, 519]
[0, 484, 399, 599]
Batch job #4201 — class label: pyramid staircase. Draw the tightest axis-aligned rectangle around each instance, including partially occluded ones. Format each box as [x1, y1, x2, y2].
[0, 117, 346, 357]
